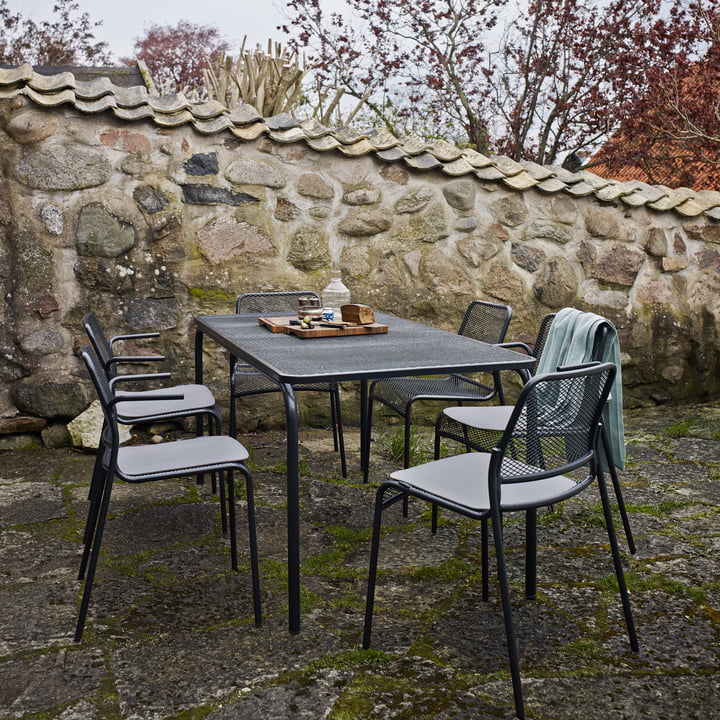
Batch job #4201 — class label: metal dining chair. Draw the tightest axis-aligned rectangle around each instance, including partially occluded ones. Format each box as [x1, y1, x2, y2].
[363, 300, 512, 480]
[434, 310, 636, 601]
[83, 311, 221, 428]
[362, 362, 638, 720]
[83, 311, 228, 524]
[229, 291, 347, 478]
[75, 345, 262, 642]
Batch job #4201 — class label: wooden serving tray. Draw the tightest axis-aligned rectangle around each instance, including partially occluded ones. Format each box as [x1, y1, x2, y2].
[259, 315, 388, 339]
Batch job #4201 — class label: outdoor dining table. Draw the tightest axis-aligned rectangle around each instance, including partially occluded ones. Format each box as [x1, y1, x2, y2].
[193, 310, 535, 633]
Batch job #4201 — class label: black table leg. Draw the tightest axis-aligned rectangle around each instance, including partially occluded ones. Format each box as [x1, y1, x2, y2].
[279, 382, 301, 633]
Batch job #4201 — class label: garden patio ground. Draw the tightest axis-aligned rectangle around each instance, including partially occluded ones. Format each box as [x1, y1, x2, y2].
[0, 402, 718, 719]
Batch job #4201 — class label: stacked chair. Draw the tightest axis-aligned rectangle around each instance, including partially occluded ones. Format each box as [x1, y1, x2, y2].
[75, 345, 261, 641]
[83, 312, 228, 525]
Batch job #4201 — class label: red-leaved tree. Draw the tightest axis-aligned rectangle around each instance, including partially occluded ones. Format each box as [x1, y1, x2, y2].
[596, 2, 720, 184]
[281, 0, 707, 165]
[0, 0, 111, 66]
[122, 21, 229, 97]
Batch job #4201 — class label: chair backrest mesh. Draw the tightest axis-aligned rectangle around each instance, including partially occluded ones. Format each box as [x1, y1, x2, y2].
[529, 313, 557, 375]
[496, 362, 615, 483]
[458, 300, 512, 344]
[83, 312, 117, 379]
[236, 291, 320, 314]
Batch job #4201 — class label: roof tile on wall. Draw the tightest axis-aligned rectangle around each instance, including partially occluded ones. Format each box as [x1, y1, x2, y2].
[305, 134, 342, 152]
[74, 76, 115, 100]
[2, 62, 719, 220]
[28, 70, 75, 91]
[404, 152, 444, 170]
[501, 171, 539, 191]
[75, 95, 118, 114]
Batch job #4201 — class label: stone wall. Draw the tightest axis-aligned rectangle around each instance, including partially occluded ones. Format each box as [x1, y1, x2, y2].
[2, 96, 720, 439]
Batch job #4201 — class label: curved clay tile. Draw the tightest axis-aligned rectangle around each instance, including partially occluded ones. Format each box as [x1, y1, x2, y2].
[461, 148, 493, 168]
[112, 85, 150, 108]
[305, 135, 342, 152]
[268, 126, 308, 143]
[147, 93, 191, 113]
[75, 95, 118, 114]
[0, 64, 34, 85]
[404, 152, 443, 170]
[332, 125, 369, 144]
[375, 147, 407, 162]
[228, 122, 268, 141]
[192, 115, 236, 134]
[152, 109, 195, 127]
[536, 177, 571, 193]
[337, 138, 376, 157]
[501, 171, 539, 191]
[365, 127, 400, 150]
[648, 187, 696, 211]
[264, 112, 299, 131]
[24, 86, 76, 107]
[595, 182, 639, 201]
[427, 139, 463, 162]
[490, 155, 525, 177]
[227, 103, 263, 126]
[112, 104, 156, 121]
[401, 136, 431, 156]
[520, 160, 557, 181]
[190, 100, 230, 119]
[474, 165, 506, 181]
[299, 117, 331, 138]
[441, 157, 476, 176]
[565, 180, 601, 197]
[74, 77, 114, 100]
[28, 70, 75, 92]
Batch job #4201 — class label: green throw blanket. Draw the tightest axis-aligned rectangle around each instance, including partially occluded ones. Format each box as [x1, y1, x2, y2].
[535, 307, 626, 471]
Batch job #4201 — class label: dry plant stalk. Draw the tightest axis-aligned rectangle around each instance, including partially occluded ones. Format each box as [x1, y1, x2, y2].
[203, 36, 370, 126]
[204, 38, 306, 115]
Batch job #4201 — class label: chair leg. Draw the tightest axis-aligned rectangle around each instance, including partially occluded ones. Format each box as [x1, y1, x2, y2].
[524, 508, 537, 600]
[602, 428, 636, 554]
[481, 518, 489, 601]
[76, 473, 115, 642]
[239, 465, 262, 627]
[332, 387, 347, 479]
[362, 395, 375, 483]
[597, 470, 639, 651]
[401, 413, 411, 517]
[330, 390, 339, 452]
[218, 468, 228, 536]
[225, 470, 238, 571]
[79, 446, 111, 582]
[362, 485, 389, 649]
[491, 505, 525, 719]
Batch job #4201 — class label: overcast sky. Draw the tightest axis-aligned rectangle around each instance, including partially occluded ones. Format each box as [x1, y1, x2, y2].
[17, 0, 320, 60]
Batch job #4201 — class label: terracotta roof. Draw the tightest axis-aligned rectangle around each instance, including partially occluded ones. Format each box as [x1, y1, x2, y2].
[591, 60, 720, 192]
[4, 62, 720, 220]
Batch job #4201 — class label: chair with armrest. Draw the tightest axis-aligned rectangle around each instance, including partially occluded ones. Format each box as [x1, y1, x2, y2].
[363, 300, 512, 481]
[434, 308, 636, 600]
[229, 291, 346, 478]
[362, 361, 638, 720]
[83, 311, 222, 432]
[83, 311, 228, 525]
[75, 345, 261, 642]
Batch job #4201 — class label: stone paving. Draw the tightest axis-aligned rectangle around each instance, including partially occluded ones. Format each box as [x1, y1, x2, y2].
[0, 402, 719, 720]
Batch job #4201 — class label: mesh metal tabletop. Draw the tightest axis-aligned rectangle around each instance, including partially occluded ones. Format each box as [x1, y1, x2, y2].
[195, 312, 535, 384]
